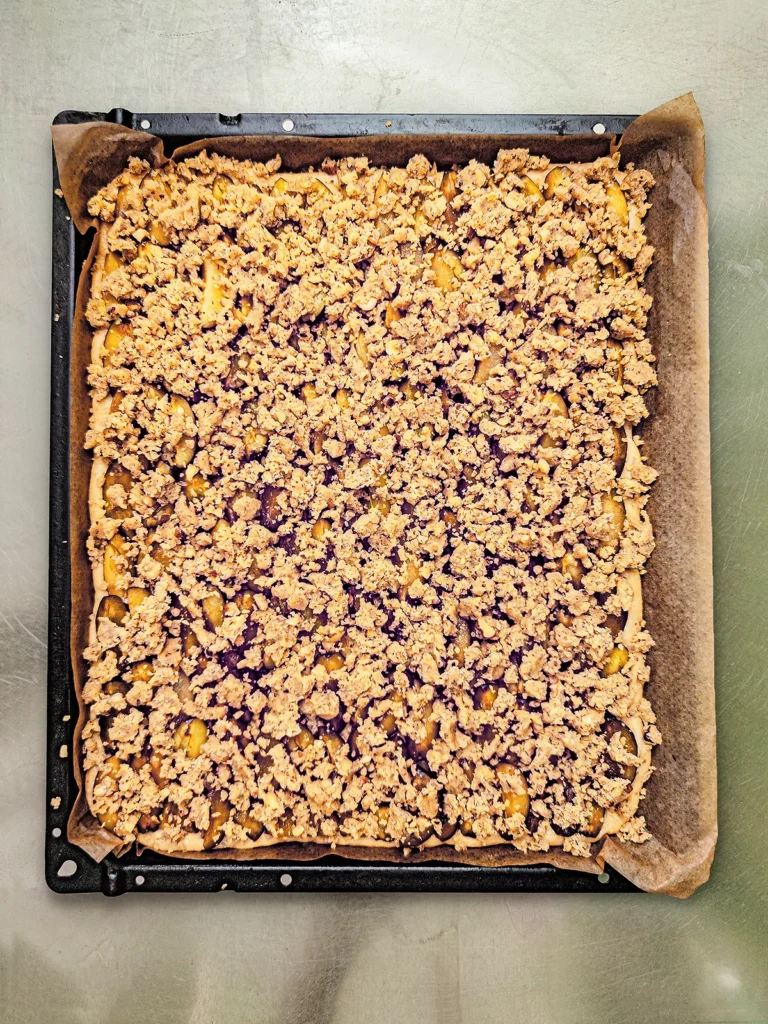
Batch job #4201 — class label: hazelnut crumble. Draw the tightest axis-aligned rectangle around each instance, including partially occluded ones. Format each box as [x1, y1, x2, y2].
[82, 147, 659, 858]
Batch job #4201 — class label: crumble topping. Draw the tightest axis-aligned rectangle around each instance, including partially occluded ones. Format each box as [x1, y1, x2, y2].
[82, 147, 658, 856]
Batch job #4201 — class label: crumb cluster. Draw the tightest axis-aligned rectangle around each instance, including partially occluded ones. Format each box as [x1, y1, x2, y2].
[81, 146, 659, 857]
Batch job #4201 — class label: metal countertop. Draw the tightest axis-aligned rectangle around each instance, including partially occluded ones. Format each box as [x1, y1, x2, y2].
[1, 0, 766, 1021]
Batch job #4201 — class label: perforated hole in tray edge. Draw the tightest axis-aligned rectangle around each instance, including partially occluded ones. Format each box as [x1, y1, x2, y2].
[57, 859, 78, 878]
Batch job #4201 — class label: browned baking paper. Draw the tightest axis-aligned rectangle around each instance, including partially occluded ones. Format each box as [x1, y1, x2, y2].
[52, 93, 715, 897]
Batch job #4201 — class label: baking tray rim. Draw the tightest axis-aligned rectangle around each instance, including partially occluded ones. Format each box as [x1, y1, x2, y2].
[47, 107, 641, 895]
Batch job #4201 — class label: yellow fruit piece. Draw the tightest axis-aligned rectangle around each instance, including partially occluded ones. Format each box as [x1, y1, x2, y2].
[312, 518, 332, 541]
[104, 252, 125, 275]
[322, 731, 344, 757]
[212, 175, 231, 201]
[606, 183, 629, 224]
[203, 792, 231, 850]
[400, 561, 420, 591]
[174, 718, 208, 758]
[583, 804, 605, 837]
[102, 755, 122, 779]
[103, 322, 133, 364]
[130, 661, 154, 683]
[440, 170, 459, 224]
[202, 589, 225, 630]
[431, 249, 462, 291]
[235, 590, 255, 613]
[561, 552, 583, 584]
[115, 183, 135, 213]
[127, 587, 149, 612]
[543, 166, 565, 199]
[98, 810, 119, 831]
[497, 763, 530, 818]
[104, 534, 130, 597]
[542, 391, 568, 417]
[149, 541, 172, 568]
[384, 302, 401, 328]
[375, 173, 389, 203]
[288, 727, 314, 752]
[602, 494, 625, 543]
[235, 808, 264, 840]
[354, 333, 371, 369]
[184, 474, 210, 500]
[521, 175, 544, 203]
[97, 595, 127, 624]
[474, 684, 498, 710]
[537, 258, 557, 282]
[212, 519, 231, 546]
[440, 169, 458, 201]
[137, 237, 157, 258]
[604, 254, 631, 280]
[149, 219, 171, 245]
[603, 645, 629, 676]
[412, 704, 438, 754]
[102, 462, 133, 523]
[244, 427, 268, 457]
[368, 493, 391, 515]
[474, 344, 503, 384]
[317, 653, 345, 673]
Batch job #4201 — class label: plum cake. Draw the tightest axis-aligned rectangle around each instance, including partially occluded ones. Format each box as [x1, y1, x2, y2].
[81, 146, 660, 857]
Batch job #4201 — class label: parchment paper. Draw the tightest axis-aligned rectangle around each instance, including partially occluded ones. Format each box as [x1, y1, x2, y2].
[52, 93, 715, 897]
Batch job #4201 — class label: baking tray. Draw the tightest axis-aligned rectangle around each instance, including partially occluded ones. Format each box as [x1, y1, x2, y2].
[48, 107, 641, 895]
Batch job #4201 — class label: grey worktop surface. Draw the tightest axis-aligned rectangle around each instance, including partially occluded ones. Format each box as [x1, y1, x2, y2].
[1, 0, 767, 1021]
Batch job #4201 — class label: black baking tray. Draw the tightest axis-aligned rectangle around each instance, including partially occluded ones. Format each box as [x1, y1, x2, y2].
[48, 108, 640, 895]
